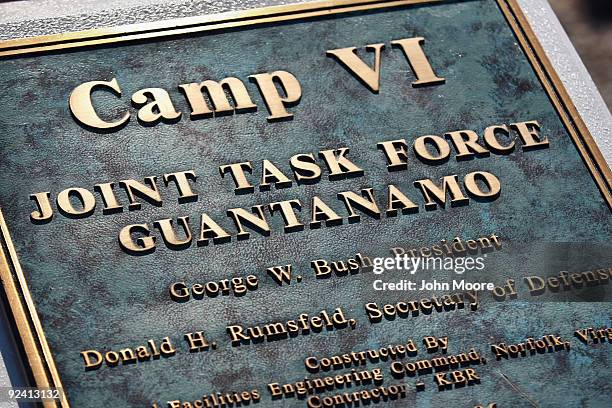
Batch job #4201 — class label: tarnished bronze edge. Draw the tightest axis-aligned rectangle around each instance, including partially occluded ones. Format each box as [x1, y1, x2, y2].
[0, 209, 67, 408]
[500, 0, 611, 207]
[0, 1, 610, 407]
[0, 0, 441, 57]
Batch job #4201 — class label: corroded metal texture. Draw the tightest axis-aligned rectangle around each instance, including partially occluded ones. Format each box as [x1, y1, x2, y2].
[0, 1, 610, 407]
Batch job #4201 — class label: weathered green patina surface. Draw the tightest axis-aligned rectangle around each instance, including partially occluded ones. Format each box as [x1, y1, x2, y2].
[0, 0, 610, 406]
